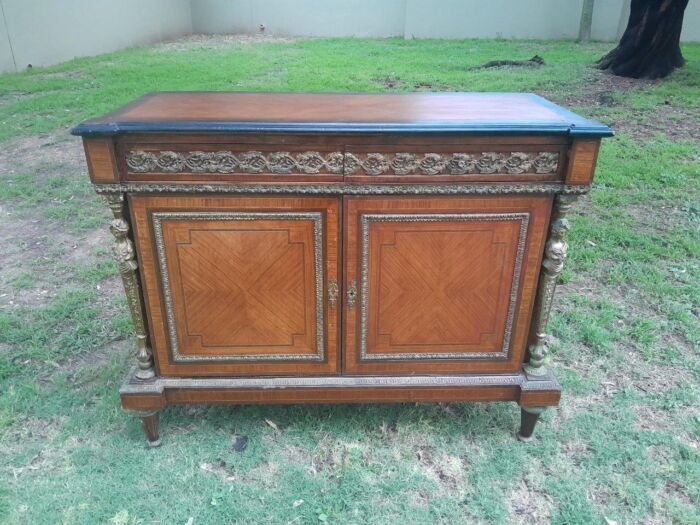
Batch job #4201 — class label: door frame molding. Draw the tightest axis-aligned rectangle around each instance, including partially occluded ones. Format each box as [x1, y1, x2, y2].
[152, 210, 326, 362]
[358, 212, 530, 361]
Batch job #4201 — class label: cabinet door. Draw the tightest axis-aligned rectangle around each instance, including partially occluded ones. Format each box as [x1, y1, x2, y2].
[130, 195, 340, 376]
[344, 196, 551, 374]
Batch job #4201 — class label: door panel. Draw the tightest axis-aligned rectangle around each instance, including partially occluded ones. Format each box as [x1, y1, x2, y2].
[343, 196, 551, 374]
[130, 195, 340, 376]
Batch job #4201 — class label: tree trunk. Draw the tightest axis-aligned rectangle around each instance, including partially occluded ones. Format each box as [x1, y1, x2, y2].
[579, 0, 595, 43]
[597, 0, 689, 79]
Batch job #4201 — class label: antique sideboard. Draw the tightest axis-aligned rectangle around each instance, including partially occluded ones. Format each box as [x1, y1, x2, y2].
[72, 92, 612, 446]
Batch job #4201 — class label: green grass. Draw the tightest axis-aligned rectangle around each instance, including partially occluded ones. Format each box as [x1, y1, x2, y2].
[1, 36, 699, 524]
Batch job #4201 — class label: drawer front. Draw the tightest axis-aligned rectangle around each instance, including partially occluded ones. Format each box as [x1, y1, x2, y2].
[343, 144, 565, 182]
[130, 195, 340, 376]
[343, 195, 552, 374]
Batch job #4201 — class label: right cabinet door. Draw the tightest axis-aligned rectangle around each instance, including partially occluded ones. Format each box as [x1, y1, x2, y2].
[343, 195, 552, 374]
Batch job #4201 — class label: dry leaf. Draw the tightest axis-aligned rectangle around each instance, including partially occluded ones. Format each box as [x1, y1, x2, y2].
[293, 499, 304, 508]
[265, 418, 280, 432]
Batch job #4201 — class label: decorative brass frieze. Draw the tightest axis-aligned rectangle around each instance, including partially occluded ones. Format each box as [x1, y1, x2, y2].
[125, 150, 559, 176]
[344, 151, 559, 176]
[524, 194, 577, 377]
[151, 211, 325, 363]
[104, 194, 155, 380]
[358, 212, 529, 361]
[126, 150, 344, 174]
[94, 182, 590, 196]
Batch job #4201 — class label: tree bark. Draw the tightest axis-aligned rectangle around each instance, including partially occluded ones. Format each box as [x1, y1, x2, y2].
[597, 0, 689, 79]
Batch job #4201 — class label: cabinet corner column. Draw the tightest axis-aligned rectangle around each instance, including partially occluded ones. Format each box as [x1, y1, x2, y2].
[104, 192, 155, 380]
[524, 194, 577, 378]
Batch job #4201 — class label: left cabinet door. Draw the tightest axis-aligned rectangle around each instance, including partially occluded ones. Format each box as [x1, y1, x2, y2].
[130, 195, 340, 376]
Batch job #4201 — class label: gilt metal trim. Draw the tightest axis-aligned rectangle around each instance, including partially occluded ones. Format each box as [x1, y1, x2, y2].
[126, 149, 559, 176]
[93, 182, 589, 196]
[127, 150, 344, 174]
[524, 194, 577, 377]
[358, 212, 529, 361]
[151, 211, 325, 362]
[104, 194, 155, 379]
[345, 151, 558, 175]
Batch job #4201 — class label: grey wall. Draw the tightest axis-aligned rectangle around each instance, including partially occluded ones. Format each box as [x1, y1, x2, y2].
[0, 0, 192, 73]
[1, 0, 698, 74]
[404, 0, 624, 40]
[192, 0, 407, 37]
[190, 0, 700, 42]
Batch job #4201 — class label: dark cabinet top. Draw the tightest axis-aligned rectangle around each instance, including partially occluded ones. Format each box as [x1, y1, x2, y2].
[72, 92, 612, 137]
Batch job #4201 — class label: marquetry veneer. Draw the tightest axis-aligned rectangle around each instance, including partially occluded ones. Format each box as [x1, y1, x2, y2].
[73, 92, 612, 446]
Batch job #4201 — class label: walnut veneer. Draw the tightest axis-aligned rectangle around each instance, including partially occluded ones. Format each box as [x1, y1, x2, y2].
[73, 92, 612, 445]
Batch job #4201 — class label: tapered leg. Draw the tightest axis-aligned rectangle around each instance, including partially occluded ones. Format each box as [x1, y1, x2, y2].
[138, 410, 161, 447]
[517, 406, 546, 442]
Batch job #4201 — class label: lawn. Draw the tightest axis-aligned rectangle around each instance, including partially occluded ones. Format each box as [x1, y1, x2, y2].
[0, 36, 698, 524]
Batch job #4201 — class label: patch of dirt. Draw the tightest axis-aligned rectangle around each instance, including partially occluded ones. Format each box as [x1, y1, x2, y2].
[60, 338, 129, 381]
[414, 445, 467, 493]
[376, 76, 405, 89]
[0, 130, 84, 176]
[0, 129, 110, 309]
[548, 70, 660, 108]
[0, 214, 113, 310]
[506, 480, 553, 525]
[0, 91, 34, 106]
[541, 69, 700, 142]
[153, 33, 299, 52]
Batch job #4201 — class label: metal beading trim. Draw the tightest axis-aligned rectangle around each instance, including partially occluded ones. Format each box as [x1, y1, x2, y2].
[93, 182, 590, 196]
[359, 212, 529, 361]
[152, 211, 325, 363]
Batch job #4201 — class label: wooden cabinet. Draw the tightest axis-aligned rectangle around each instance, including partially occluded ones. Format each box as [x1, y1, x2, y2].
[73, 92, 612, 446]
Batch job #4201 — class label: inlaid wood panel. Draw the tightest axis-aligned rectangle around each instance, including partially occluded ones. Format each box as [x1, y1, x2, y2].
[565, 139, 601, 185]
[84, 138, 119, 183]
[344, 196, 552, 374]
[130, 195, 340, 376]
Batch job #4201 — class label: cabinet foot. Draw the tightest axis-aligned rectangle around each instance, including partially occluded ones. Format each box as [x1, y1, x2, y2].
[517, 406, 546, 442]
[138, 410, 161, 447]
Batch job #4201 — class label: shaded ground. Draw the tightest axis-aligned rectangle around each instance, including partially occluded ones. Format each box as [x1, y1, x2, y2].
[0, 36, 698, 524]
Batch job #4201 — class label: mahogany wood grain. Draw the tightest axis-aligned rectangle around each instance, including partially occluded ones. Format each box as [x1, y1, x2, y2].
[84, 138, 119, 183]
[343, 195, 552, 374]
[72, 93, 612, 138]
[85, 92, 569, 126]
[565, 139, 601, 185]
[130, 195, 340, 376]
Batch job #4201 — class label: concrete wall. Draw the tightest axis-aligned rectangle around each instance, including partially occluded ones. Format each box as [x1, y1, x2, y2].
[403, 0, 624, 40]
[191, 0, 407, 37]
[0, 0, 191, 73]
[1, 0, 698, 73]
[190, 0, 700, 42]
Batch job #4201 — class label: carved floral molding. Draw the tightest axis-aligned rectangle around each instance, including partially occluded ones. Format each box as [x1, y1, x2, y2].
[126, 150, 559, 176]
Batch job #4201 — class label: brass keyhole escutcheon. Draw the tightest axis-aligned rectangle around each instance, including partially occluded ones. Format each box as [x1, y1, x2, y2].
[328, 278, 339, 308]
[346, 279, 357, 308]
